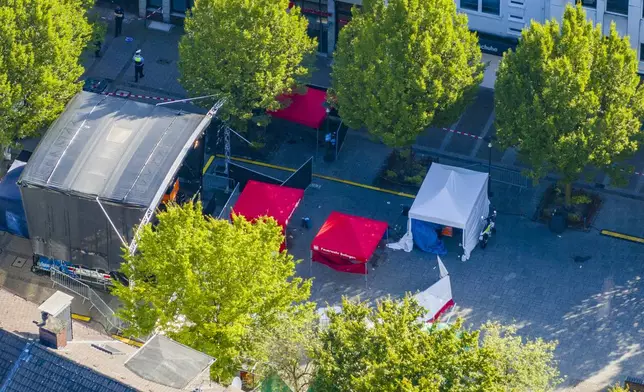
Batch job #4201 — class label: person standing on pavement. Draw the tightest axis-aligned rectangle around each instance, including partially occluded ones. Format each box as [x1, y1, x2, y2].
[133, 49, 145, 82]
[114, 5, 124, 37]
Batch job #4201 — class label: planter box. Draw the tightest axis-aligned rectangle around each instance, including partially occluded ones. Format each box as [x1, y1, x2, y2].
[534, 184, 602, 231]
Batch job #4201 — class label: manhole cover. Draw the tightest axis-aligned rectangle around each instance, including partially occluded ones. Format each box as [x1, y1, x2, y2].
[156, 58, 173, 65]
[12, 257, 26, 268]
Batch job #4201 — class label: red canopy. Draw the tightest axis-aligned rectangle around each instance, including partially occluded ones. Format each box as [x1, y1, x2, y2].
[311, 212, 388, 275]
[269, 87, 327, 129]
[232, 180, 304, 228]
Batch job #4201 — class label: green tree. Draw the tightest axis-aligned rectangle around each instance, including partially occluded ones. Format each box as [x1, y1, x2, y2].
[262, 310, 320, 392]
[179, 0, 317, 130]
[312, 296, 561, 392]
[0, 0, 92, 147]
[495, 4, 644, 205]
[607, 384, 629, 392]
[112, 202, 313, 383]
[331, 0, 484, 148]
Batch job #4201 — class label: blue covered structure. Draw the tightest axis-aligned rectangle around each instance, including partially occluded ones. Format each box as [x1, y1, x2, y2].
[0, 164, 28, 238]
[411, 219, 447, 255]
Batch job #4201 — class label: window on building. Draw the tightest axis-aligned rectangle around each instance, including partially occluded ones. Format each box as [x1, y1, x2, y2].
[640, 44, 644, 62]
[460, 0, 478, 11]
[581, 0, 596, 8]
[606, 0, 628, 15]
[482, 0, 500, 15]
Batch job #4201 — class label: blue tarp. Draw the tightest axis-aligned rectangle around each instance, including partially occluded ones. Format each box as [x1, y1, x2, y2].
[411, 219, 446, 255]
[0, 166, 29, 237]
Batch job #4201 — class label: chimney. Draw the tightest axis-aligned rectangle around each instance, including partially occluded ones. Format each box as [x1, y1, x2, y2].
[39, 315, 67, 349]
[38, 291, 74, 345]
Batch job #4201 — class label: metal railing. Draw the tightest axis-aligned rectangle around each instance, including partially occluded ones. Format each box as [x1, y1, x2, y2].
[490, 166, 530, 190]
[50, 268, 90, 302]
[88, 289, 124, 333]
[50, 268, 124, 333]
[217, 182, 240, 220]
[464, 163, 530, 190]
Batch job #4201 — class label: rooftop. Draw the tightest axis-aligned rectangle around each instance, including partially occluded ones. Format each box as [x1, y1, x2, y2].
[18, 91, 205, 208]
[0, 288, 228, 392]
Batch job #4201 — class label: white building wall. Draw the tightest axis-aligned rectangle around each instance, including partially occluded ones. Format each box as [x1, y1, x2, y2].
[455, 0, 644, 73]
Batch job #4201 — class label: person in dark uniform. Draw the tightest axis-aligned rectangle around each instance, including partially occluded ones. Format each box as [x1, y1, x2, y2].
[114, 5, 124, 37]
[94, 40, 102, 58]
[133, 49, 145, 82]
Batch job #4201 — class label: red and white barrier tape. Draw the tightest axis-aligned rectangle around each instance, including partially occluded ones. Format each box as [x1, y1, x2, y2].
[102, 91, 175, 102]
[441, 127, 484, 140]
[439, 127, 643, 177]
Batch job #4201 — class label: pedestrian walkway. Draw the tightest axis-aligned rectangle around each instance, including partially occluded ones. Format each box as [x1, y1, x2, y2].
[82, 3, 644, 200]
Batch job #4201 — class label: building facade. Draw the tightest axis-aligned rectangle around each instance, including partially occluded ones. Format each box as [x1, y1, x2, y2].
[135, 0, 644, 75]
[460, 0, 644, 76]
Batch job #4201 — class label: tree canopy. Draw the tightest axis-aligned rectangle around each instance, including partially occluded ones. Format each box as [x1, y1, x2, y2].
[0, 0, 92, 147]
[495, 4, 644, 196]
[178, 0, 317, 130]
[331, 0, 484, 147]
[112, 202, 313, 382]
[312, 296, 561, 392]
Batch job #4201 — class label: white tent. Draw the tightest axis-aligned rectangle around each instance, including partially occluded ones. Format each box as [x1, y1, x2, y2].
[413, 256, 454, 322]
[388, 163, 490, 260]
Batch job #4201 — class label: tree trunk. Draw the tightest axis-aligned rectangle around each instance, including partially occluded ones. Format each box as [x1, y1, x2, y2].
[564, 182, 572, 208]
[407, 145, 414, 174]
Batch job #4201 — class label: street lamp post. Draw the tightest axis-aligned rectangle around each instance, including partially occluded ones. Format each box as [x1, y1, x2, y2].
[325, 107, 331, 161]
[485, 135, 496, 198]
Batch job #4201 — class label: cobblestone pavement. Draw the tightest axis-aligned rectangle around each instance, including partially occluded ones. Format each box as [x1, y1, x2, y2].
[236, 159, 643, 392]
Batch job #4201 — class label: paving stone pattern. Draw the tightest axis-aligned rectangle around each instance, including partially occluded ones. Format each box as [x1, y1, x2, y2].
[238, 160, 643, 391]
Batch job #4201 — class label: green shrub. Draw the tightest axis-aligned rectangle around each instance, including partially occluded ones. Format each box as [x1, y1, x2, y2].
[404, 175, 424, 186]
[384, 170, 398, 180]
[571, 195, 591, 205]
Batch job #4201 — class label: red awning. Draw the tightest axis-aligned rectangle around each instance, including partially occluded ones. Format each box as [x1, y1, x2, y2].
[269, 87, 328, 129]
[311, 212, 388, 274]
[232, 180, 304, 228]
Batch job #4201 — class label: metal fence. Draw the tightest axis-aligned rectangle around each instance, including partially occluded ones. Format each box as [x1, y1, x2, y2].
[203, 172, 235, 192]
[50, 268, 90, 301]
[217, 182, 240, 220]
[88, 288, 124, 333]
[490, 166, 530, 190]
[50, 268, 124, 334]
[463, 163, 530, 190]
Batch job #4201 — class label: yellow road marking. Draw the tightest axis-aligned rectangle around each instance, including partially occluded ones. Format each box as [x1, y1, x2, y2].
[214, 154, 416, 199]
[71, 313, 91, 322]
[202, 155, 215, 175]
[600, 230, 644, 244]
[111, 334, 144, 347]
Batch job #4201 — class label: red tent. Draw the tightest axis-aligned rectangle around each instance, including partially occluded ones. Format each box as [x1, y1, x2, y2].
[311, 212, 388, 275]
[269, 87, 327, 129]
[232, 180, 304, 227]
[232, 181, 304, 250]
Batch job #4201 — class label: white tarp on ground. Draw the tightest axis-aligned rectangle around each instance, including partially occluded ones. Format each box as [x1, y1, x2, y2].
[413, 256, 454, 322]
[388, 163, 490, 260]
